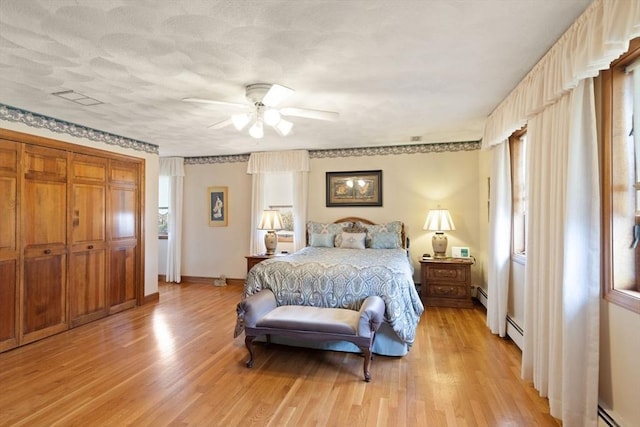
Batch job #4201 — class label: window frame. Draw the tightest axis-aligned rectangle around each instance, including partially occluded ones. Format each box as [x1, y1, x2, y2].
[158, 175, 170, 239]
[509, 126, 527, 264]
[601, 38, 640, 313]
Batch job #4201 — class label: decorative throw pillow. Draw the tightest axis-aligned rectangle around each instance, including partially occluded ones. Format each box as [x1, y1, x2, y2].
[306, 221, 349, 246]
[370, 231, 401, 249]
[310, 233, 335, 247]
[361, 221, 403, 248]
[339, 232, 366, 249]
[337, 222, 367, 247]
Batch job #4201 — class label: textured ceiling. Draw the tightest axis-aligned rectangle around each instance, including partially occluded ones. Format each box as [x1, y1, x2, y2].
[0, 0, 592, 157]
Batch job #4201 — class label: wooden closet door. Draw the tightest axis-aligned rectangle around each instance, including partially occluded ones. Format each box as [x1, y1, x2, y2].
[69, 154, 108, 327]
[108, 160, 139, 313]
[0, 140, 19, 351]
[22, 145, 68, 344]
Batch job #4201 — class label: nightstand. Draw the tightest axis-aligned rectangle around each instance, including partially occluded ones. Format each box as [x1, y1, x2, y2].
[420, 258, 474, 308]
[245, 254, 275, 273]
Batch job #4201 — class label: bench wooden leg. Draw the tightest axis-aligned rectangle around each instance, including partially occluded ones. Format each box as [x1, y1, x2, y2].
[244, 336, 256, 368]
[360, 347, 373, 382]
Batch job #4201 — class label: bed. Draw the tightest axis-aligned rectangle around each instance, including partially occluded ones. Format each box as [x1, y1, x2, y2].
[242, 217, 424, 356]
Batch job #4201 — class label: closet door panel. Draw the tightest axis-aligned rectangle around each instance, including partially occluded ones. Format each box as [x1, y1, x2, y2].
[108, 244, 136, 313]
[110, 187, 137, 240]
[108, 160, 138, 313]
[22, 145, 68, 343]
[22, 251, 67, 343]
[69, 248, 107, 326]
[0, 259, 17, 351]
[69, 153, 108, 326]
[0, 140, 19, 350]
[23, 180, 67, 247]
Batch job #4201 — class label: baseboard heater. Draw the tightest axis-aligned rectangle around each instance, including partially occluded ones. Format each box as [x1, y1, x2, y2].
[598, 405, 620, 427]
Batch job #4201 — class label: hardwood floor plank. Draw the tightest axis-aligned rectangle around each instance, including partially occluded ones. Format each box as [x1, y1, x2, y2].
[0, 282, 561, 426]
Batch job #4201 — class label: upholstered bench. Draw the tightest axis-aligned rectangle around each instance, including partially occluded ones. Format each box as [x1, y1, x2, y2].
[235, 289, 385, 381]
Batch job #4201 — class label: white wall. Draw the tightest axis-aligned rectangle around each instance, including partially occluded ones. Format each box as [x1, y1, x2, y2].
[599, 301, 640, 426]
[0, 120, 159, 297]
[181, 161, 252, 279]
[476, 148, 491, 292]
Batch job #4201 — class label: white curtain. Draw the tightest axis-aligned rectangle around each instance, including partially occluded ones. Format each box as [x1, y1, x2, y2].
[247, 150, 310, 254]
[522, 79, 600, 426]
[292, 171, 308, 252]
[561, 78, 600, 427]
[483, 0, 640, 149]
[159, 157, 184, 283]
[486, 141, 512, 337]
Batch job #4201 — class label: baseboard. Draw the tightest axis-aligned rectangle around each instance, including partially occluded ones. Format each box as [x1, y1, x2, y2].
[142, 292, 159, 305]
[159, 275, 244, 286]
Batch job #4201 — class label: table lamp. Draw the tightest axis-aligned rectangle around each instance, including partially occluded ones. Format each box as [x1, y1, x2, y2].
[423, 208, 455, 258]
[258, 209, 284, 255]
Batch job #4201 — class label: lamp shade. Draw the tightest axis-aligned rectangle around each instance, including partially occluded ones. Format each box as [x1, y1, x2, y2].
[423, 209, 455, 231]
[258, 209, 284, 231]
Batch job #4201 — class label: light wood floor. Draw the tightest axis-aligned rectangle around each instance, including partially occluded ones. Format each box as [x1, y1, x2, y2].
[0, 281, 560, 426]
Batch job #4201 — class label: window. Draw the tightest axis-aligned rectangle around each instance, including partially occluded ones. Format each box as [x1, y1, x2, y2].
[264, 173, 295, 250]
[510, 127, 527, 260]
[601, 37, 640, 313]
[158, 175, 169, 239]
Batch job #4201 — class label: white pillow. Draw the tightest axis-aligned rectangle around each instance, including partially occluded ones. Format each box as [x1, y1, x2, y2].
[339, 232, 366, 249]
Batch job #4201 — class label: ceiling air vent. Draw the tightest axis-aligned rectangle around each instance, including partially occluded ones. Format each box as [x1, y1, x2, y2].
[52, 90, 103, 106]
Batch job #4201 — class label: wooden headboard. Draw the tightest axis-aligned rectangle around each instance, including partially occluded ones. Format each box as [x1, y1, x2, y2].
[306, 217, 407, 249]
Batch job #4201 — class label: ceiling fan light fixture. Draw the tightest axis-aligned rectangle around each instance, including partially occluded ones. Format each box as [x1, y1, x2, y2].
[262, 84, 294, 107]
[275, 119, 293, 136]
[231, 113, 251, 130]
[249, 120, 264, 139]
[263, 108, 281, 126]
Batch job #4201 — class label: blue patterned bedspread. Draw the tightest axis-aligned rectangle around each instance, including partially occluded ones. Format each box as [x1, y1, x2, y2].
[244, 247, 424, 344]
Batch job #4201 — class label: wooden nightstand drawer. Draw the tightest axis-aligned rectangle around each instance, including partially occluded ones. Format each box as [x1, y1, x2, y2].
[427, 266, 467, 283]
[427, 284, 468, 298]
[246, 254, 273, 273]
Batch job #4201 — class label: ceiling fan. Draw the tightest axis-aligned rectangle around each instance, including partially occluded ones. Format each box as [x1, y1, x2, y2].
[183, 83, 339, 139]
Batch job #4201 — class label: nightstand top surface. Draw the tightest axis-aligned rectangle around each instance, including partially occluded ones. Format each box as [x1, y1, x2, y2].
[420, 257, 473, 265]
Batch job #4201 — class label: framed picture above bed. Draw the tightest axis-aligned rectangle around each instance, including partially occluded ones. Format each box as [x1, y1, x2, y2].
[326, 170, 382, 207]
[208, 186, 228, 227]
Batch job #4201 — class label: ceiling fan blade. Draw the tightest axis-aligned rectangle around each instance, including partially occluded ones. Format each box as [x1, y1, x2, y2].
[208, 117, 234, 129]
[183, 97, 246, 108]
[262, 84, 295, 107]
[280, 107, 339, 121]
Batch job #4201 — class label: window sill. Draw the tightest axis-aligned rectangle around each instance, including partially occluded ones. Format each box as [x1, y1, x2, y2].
[512, 253, 526, 266]
[159, 235, 168, 240]
[604, 288, 640, 314]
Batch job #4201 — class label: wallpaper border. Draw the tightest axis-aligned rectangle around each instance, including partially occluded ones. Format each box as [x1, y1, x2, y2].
[0, 104, 159, 155]
[185, 140, 481, 165]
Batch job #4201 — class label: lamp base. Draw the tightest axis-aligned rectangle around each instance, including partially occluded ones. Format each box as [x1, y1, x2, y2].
[264, 230, 278, 255]
[432, 232, 448, 258]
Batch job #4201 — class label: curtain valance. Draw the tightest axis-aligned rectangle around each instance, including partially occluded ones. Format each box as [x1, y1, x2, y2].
[483, 0, 640, 149]
[159, 157, 185, 176]
[246, 150, 310, 174]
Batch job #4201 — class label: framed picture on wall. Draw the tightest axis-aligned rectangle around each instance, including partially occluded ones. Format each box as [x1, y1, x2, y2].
[326, 170, 382, 207]
[208, 186, 228, 227]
